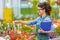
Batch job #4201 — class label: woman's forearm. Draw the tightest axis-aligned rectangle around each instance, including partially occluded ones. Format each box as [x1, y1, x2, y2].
[20, 20, 28, 25]
[43, 30, 52, 34]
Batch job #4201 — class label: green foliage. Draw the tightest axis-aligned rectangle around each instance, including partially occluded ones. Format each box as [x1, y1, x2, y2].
[55, 27, 60, 35]
[21, 8, 32, 15]
[20, 25, 33, 34]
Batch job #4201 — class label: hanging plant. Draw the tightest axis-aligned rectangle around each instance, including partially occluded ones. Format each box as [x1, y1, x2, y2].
[56, 0, 60, 5]
[50, 0, 55, 6]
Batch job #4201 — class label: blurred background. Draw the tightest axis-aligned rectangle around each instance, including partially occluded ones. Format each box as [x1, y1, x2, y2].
[0, 0, 60, 40]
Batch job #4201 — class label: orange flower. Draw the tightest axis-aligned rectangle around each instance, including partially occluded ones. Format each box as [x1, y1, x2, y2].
[9, 35, 16, 40]
[52, 20, 57, 24]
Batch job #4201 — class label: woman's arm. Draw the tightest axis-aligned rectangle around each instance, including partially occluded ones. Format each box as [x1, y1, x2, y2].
[38, 29, 53, 34]
[20, 17, 40, 25]
[20, 20, 29, 25]
[42, 30, 52, 34]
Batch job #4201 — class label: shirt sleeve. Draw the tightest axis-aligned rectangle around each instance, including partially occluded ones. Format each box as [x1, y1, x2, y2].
[51, 25, 54, 32]
[28, 17, 40, 25]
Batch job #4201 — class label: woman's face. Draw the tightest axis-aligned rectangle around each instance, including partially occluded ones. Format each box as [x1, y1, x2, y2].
[38, 7, 45, 15]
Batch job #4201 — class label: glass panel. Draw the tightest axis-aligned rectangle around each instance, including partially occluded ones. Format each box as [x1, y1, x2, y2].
[4, 0, 12, 8]
[0, 0, 4, 19]
[12, 0, 21, 19]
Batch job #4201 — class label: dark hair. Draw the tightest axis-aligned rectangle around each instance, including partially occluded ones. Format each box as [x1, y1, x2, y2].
[38, 2, 52, 16]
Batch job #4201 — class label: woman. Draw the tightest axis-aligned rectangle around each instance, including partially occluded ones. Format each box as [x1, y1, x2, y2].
[20, 2, 54, 40]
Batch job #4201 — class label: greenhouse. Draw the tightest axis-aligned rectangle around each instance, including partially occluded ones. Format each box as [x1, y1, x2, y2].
[0, 0, 60, 40]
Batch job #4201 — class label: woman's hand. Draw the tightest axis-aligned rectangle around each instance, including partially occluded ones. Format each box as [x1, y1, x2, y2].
[38, 29, 44, 33]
